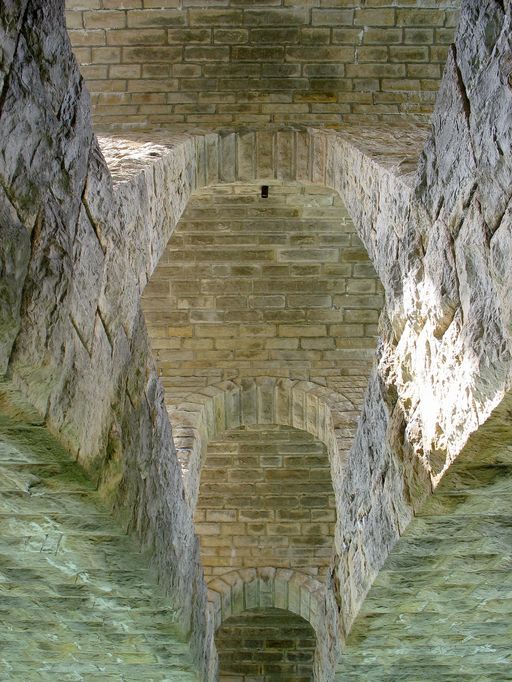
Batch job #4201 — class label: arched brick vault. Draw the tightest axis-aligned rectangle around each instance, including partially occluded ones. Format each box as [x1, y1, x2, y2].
[217, 607, 317, 681]
[3, 4, 511, 678]
[138, 165, 385, 674]
[207, 567, 340, 681]
[168, 377, 355, 515]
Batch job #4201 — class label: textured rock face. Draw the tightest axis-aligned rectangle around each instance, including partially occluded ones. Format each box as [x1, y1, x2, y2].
[0, 2, 209, 677]
[322, 0, 512, 638]
[336, 394, 512, 680]
[364, 0, 512, 483]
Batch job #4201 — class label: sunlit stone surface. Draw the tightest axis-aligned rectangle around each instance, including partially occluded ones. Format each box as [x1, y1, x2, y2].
[337, 433, 512, 681]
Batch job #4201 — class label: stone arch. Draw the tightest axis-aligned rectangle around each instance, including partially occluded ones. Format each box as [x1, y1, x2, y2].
[216, 606, 317, 682]
[101, 125, 387, 288]
[207, 567, 325, 632]
[193, 127, 335, 190]
[132, 127, 386, 671]
[130, 130, 390, 676]
[207, 567, 340, 681]
[168, 377, 358, 512]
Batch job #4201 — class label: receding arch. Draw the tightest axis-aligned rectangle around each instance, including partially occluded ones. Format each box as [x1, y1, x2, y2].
[131, 128, 387, 677]
[136, 167, 386, 672]
[207, 567, 340, 681]
[169, 377, 359, 512]
[216, 606, 316, 681]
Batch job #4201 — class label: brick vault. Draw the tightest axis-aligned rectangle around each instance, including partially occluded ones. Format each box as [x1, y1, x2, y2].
[0, 1, 511, 681]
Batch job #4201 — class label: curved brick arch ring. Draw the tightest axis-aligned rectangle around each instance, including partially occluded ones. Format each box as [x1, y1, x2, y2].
[193, 126, 335, 189]
[100, 124, 384, 291]
[207, 567, 326, 632]
[168, 376, 359, 512]
[206, 566, 340, 680]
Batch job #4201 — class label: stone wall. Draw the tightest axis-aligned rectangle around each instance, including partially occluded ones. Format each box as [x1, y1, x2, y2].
[65, 0, 459, 128]
[326, 0, 512, 637]
[0, 2, 210, 676]
[195, 425, 335, 580]
[336, 393, 512, 680]
[2, 1, 512, 680]
[0, 386, 198, 680]
[217, 608, 316, 681]
[142, 181, 383, 406]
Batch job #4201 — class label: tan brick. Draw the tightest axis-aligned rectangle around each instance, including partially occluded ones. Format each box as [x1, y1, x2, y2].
[89, 46, 121, 63]
[184, 46, 230, 62]
[390, 45, 429, 62]
[355, 8, 396, 26]
[109, 64, 141, 78]
[168, 28, 211, 44]
[279, 325, 327, 337]
[65, 11, 84, 29]
[83, 10, 126, 29]
[188, 9, 243, 26]
[123, 46, 182, 62]
[397, 9, 446, 27]
[311, 9, 354, 25]
[67, 0, 100, 9]
[127, 9, 185, 27]
[68, 29, 106, 46]
[106, 29, 166, 45]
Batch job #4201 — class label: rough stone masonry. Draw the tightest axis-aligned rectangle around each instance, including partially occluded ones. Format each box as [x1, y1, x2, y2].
[0, 0, 511, 680]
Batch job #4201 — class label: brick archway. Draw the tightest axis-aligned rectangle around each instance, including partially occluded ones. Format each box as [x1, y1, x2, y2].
[133, 130, 385, 676]
[207, 567, 340, 681]
[169, 377, 358, 513]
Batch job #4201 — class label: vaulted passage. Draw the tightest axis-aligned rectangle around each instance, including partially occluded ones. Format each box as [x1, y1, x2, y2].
[0, 399, 197, 681]
[142, 178, 383, 678]
[142, 181, 383, 406]
[217, 607, 316, 682]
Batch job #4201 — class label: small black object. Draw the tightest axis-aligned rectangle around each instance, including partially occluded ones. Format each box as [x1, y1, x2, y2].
[261, 185, 269, 198]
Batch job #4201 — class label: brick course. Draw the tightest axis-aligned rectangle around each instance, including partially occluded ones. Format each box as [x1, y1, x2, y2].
[195, 425, 336, 580]
[142, 181, 383, 406]
[217, 607, 315, 681]
[65, 0, 459, 127]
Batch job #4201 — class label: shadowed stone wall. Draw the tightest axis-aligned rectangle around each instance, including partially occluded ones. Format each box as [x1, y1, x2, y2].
[217, 608, 316, 681]
[65, 0, 459, 128]
[0, 387, 198, 681]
